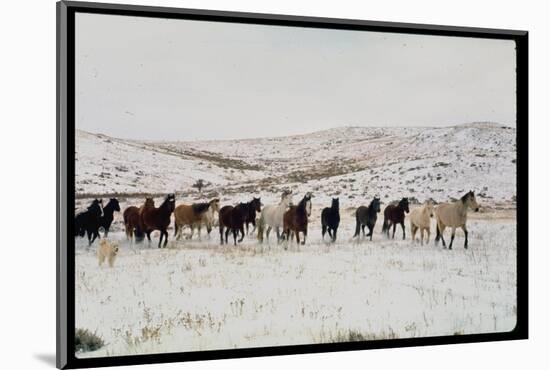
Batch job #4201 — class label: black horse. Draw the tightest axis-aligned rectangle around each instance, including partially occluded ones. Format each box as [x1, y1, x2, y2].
[244, 197, 262, 235]
[321, 198, 340, 242]
[99, 198, 120, 236]
[353, 197, 381, 241]
[382, 198, 410, 239]
[75, 199, 103, 246]
[219, 203, 249, 245]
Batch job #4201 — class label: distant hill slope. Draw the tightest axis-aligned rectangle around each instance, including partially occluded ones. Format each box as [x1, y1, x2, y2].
[76, 123, 516, 207]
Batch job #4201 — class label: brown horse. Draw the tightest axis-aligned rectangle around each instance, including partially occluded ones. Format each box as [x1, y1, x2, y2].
[219, 203, 248, 245]
[382, 197, 410, 239]
[283, 193, 312, 245]
[173, 198, 220, 240]
[141, 194, 176, 248]
[123, 198, 154, 242]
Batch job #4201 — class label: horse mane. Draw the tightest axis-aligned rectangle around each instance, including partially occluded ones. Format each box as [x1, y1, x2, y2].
[297, 195, 310, 212]
[461, 191, 473, 203]
[192, 202, 210, 214]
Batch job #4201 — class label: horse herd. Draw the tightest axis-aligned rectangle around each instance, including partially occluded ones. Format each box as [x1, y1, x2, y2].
[75, 190, 481, 250]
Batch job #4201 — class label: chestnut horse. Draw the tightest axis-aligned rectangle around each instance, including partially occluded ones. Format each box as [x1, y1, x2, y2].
[173, 198, 220, 240]
[219, 203, 249, 245]
[382, 198, 410, 239]
[283, 193, 312, 245]
[141, 194, 176, 248]
[123, 198, 154, 242]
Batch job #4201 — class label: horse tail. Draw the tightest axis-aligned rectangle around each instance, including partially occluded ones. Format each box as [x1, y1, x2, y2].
[257, 214, 264, 242]
[174, 218, 179, 237]
[353, 213, 360, 238]
[381, 217, 389, 233]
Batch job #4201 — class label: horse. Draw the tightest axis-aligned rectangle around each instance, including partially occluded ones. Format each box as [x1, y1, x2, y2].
[74, 199, 103, 246]
[435, 191, 480, 249]
[382, 198, 410, 239]
[409, 200, 435, 245]
[321, 198, 340, 242]
[283, 193, 312, 245]
[99, 198, 120, 236]
[244, 197, 262, 235]
[219, 203, 249, 245]
[353, 197, 381, 241]
[173, 198, 220, 240]
[123, 198, 154, 242]
[257, 190, 293, 243]
[141, 194, 176, 248]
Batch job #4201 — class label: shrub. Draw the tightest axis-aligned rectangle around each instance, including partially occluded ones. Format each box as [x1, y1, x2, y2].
[75, 328, 105, 353]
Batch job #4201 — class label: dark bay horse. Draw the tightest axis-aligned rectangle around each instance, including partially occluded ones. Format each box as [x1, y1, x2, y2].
[321, 198, 340, 242]
[99, 198, 120, 236]
[219, 203, 248, 245]
[283, 193, 312, 245]
[75, 199, 103, 246]
[244, 197, 262, 235]
[353, 197, 381, 241]
[123, 198, 154, 242]
[141, 194, 176, 248]
[382, 197, 410, 239]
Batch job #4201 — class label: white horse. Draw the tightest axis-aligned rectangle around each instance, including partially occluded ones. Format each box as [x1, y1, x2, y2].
[257, 190, 293, 243]
[435, 191, 480, 249]
[409, 200, 435, 245]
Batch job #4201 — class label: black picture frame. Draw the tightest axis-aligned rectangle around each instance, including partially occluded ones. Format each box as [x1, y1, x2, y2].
[57, 1, 528, 368]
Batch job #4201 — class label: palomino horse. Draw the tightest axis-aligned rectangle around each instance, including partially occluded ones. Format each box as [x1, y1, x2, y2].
[123, 198, 154, 242]
[244, 197, 262, 235]
[435, 191, 480, 249]
[219, 203, 249, 245]
[382, 198, 410, 239]
[141, 194, 176, 248]
[321, 198, 340, 242]
[410, 200, 435, 245]
[173, 198, 220, 240]
[283, 193, 312, 245]
[75, 199, 104, 245]
[353, 196, 381, 241]
[99, 198, 120, 236]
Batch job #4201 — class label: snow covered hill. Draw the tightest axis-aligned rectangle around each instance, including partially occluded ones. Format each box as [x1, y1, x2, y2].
[76, 122, 516, 208]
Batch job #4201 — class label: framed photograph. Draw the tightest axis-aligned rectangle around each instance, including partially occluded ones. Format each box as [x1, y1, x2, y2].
[57, 1, 528, 368]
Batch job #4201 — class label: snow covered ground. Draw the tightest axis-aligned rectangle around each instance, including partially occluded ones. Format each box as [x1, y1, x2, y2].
[74, 123, 517, 358]
[75, 208, 516, 358]
[76, 123, 516, 208]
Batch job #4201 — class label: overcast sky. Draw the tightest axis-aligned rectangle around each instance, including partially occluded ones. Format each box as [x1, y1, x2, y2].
[75, 13, 516, 141]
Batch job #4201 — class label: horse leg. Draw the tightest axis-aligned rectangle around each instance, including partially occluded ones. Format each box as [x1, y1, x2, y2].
[295, 230, 300, 244]
[266, 226, 272, 241]
[302, 228, 307, 245]
[238, 226, 245, 243]
[461, 225, 469, 249]
[449, 227, 456, 250]
[368, 225, 373, 241]
[362, 225, 366, 238]
[164, 230, 168, 247]
[426, 228, 430, 245]
[401, 221, 406, 240]
[332, 227, 337, 242]
[411, 224, 417, 243]
[225, 228, 230, 244]
[232, 229, 238, 245]
[322, 224, 327, 240]
[159, 231, 165, 248]
[219, 225, 224, 245]
[104, 226, 109, 237]
[392, 223, 396, 239]
[439, 224, 447, 248]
